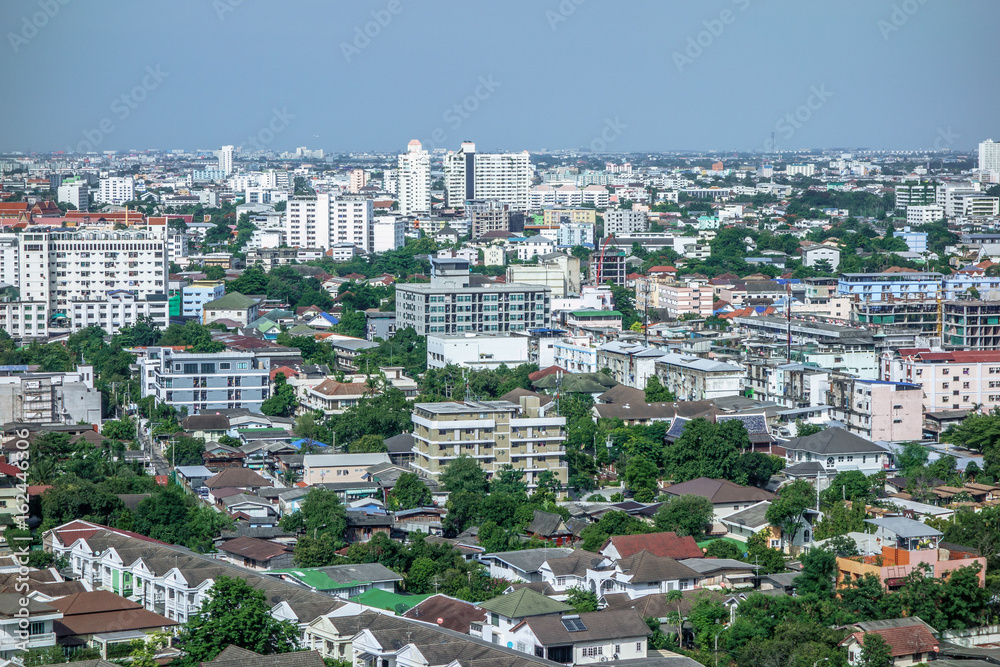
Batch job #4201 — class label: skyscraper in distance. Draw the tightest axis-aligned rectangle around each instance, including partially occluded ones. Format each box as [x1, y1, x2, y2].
[397, 140, 431, 215]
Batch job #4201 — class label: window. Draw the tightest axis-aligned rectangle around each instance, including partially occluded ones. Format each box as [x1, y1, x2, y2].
[29, 621, 45, 636]
[220, 362, 231, 370]
[237, 362, 249, 370]
[826, 457, 835, 467]
[636, 642, 642, 652]
[491, 613, 499, 627]
[582, 647, 603, 657]
[201, 363, 216, 374]
[516, 642, 526, 653]
[183, 363, 198, 374]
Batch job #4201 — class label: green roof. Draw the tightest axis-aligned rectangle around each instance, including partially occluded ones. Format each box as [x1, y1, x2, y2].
[269, 569, 370, 591]
[204, 291, 258, 310]
[477, 587, 572, 618]
[349, 589, 431, 612]
[571, 310, 622, 318]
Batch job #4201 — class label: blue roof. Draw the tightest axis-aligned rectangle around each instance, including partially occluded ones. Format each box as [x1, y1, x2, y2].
[854, 379, 922, 388]
[291, 438, 330, 449]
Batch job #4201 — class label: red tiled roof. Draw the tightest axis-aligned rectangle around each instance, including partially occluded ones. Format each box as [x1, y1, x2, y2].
[915, 350, 1000, 363]
[529, 365, 566, 382]
[841, 625, 937, 657]
[52, 520, 167, 547]
[603, 532, 703, 560]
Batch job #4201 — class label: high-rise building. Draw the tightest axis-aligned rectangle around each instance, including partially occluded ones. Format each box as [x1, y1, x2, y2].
[219, 145, 234, 175]
[443, 142, 531, 211]
[894, 182, 937, 212]
[397, 140, 431, 215]
[286, 194, 375, 252]
[97, 176, 135, 205]
[979, 139, 1000, 173]
[603, 208, 648, 235]
[468, 199, 510, 238]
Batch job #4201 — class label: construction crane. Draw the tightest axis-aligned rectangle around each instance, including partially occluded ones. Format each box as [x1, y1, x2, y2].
[595, 234, 615, 285]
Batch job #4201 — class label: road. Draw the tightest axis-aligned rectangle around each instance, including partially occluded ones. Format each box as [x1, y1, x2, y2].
[138, 418, 171, 476]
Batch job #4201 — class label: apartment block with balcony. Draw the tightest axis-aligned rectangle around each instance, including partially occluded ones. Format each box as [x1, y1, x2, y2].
[828, 376, 923, 442]
[410, 396, 567, 489]
[653, 353, 744, 401]
[881, 348, 1000, 413]
[395, 258, 551, 336]
[837, 271, 942, 303]
[139, 348, 270, 414]
[942, 300, 1000, 348]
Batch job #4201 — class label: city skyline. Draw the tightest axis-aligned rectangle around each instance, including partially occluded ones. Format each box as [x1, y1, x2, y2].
[2, 0, 997, 154]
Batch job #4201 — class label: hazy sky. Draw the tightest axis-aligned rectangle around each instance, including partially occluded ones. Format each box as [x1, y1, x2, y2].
[3, 0, 996, 154]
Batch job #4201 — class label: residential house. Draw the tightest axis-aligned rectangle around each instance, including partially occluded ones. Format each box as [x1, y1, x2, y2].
[270, 564, 402, 598]
[599, 532, 704, 561]
[523, 510, 575, 545]
[720, 500, 818, 553]
[476, 588, 572, 647]
[202, 291, 260, 326]
[677, 558, 760, 590]
[303, 608, 384, 664]
[508, 608, 650, 665]
[0, 595, 61, 660]
[537, 550, 608, 597]
[48, 591, 178, 655]
[302, 453, 392, 485]
[481, 548, 576, 583]
[586, 550, 702, 600]
[403, 594, 487, 635]
[782, 427, 892, 478]
[202, 646, 324, 667]
[203, 467, 273, 494]
[662, 477, 775, 523]
[840, 618, 938, 666]
[836, 517, 987, 590]
[182, 413, 230, 441]
[216, 536, 293, 570]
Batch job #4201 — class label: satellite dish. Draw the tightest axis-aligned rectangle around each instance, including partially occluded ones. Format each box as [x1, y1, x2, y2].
[437, 617, 444, 625]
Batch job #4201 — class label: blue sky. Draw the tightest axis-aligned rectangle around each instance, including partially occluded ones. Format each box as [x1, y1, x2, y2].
[2, 0, 996, 153]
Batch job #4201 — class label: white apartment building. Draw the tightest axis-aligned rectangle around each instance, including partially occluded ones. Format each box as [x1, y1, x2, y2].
[937, 181, 983, 216]
[57, 179, 89, 211]
[603, 209, 648, 235]
[894, 182, 937, 212]
[219, 144, 234, 175]
[653, 353, 744, 401]
[980, 139, 1000, 173]
[557, 221, 595, 247]
[426, 334, 529, 370]
[444, 142, 532, 210]
[397, 140, 431, 215]
[786, 163, 816, 177]
[349, 168, 369, 193]
[528, 184, 609, 209]
[286, 194, 375, 252]
[372, 215, 404, 253]
[4, 228, 169, 336]
[906, 204, 945, 225]
[97, 176, 135, 205]
[554, 336, 598, 374]
[167, 232, 189, 264]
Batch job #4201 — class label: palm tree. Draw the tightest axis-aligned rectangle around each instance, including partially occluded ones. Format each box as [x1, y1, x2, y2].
[665, 589, 684, 648]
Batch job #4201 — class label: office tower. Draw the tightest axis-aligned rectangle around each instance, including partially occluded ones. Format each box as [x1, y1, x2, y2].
[397, 140, 431, 215]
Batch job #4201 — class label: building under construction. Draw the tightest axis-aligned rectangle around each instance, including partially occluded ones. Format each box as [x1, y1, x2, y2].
[943, 300, 1000, 349]
[851, 298, 940, 335]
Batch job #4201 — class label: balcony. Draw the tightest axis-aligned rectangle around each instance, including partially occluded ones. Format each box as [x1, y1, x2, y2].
[0, 632, 57, 649]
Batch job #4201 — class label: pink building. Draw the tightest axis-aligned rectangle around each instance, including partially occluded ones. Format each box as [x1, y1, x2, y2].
[881, 348, 1000, 413]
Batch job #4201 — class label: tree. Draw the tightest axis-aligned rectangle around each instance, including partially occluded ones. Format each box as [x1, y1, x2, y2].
[165, 436, 206, 467]
[406, 557, 438, 593]
[704, 539, 743, 559]
[794, 420, 824, 437]
[665, 589, 684, 646]
[765, 480, 814, 551]
[820, 470, 876, 506]
[895, 441, 929, 476]
[644, 375, 675, 402]
[283, 489, 348, 565]
[624, 457, 659, 502]
[261, 372, 297, 417]
[793, 547, 837, 598]
[102, 418, 135, 441]
[858, 632, 892, 667]
[204, 265, 226, 280]
[443, 491, 481, 537]
[440, 455, 489, 496]
[654, 494, 714, 540]
[158, 321, 225, 353]
[174, 576, 300, 666]
[566, 587, 598, 613]
[348, 434, 386, 453]
[391, 472, 432, 510]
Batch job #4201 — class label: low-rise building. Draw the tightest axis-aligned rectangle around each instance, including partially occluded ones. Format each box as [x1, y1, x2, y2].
[411, 397, 567, 489]
[302, 453, 392, 484]
[202, 291, 259, 326]
[653, 353, 744, 401]
[139, 348, 271, 414]
[427, 334, 529, 370]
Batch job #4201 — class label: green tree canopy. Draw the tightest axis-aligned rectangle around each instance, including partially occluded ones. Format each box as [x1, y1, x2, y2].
[654, 494, 714, 541]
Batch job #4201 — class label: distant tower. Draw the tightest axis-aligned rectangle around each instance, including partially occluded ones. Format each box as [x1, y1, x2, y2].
[218, 145, 234, 175]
